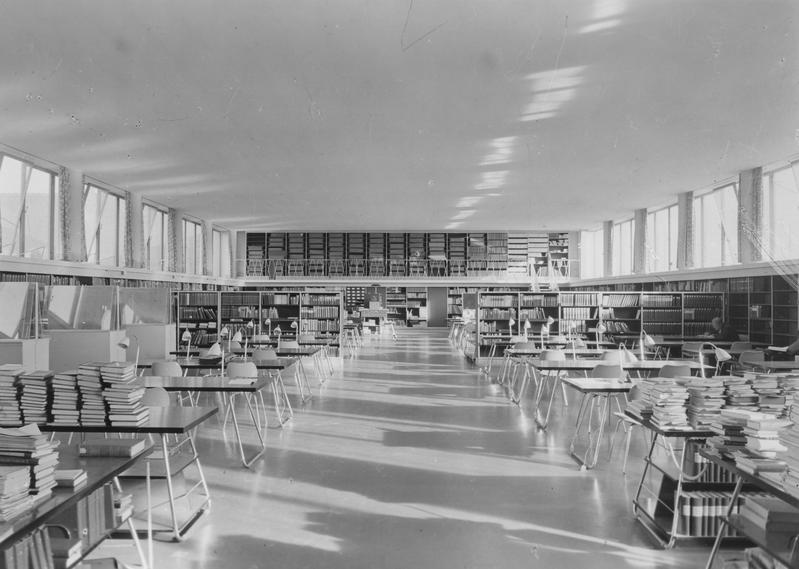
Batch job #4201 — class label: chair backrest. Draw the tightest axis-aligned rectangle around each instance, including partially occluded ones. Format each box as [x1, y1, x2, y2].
[298, 334, 316, 343]
[251, 334, 271, 342]
[251, 348, 278, 362]
[565, 338, 587, 349]
[540, 349, 566, 362]
[730, 342, 752, 352]
[600, 349, 638, 363]
[279, 340, 300, 350]
[141, 387, 171, 407]
[738, 350, 765, 364]
[658, 364, 692, 378]
[512, 341, 537, 351]
[151, 361, 183, 377]
[226, 361, 258, 378]
[682, 342, 703, 353]
[228, 340, 243, 351]
[591, 363, 625, 379]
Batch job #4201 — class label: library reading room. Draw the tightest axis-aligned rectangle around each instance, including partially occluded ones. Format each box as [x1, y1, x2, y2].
[0, 2, 798, 569]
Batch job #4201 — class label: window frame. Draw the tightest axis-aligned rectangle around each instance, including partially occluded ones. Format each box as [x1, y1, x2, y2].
[142, 200, 169, 272]
[83, 181, 127, 267]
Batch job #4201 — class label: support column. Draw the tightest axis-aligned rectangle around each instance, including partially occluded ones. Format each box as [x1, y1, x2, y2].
[633, 208, 647, 274]
[602, 220, 613, 277]
[738, 167, 763, 264]
[203, 220, 214, 276]
[168, 209, 184, 273]
[676, 191, 694, 270]
[60, 166, 87, 262]
[235, 231, 247, 277]
[567, 231, 580, 279]
[127, 192, 144, 268]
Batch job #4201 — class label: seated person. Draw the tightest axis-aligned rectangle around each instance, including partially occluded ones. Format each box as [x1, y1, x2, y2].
[704, 317, 739, 342]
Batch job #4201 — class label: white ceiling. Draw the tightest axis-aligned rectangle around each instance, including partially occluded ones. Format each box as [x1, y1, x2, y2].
[1, 1, 797, 232]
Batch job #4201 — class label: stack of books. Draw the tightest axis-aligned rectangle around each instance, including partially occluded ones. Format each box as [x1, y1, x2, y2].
[779, 392, 799, 500]
[77, 362, 107, 426]
[49, 370, 81, 425]
[739, 495, 799, 555]
[752, 375, 786, 417]
[53, 468, 87, 489]
[685, 376, 726, 428]
[100, 362, 149, 427]
[650, 380, 690, 429]
[18, 370, 52, 424]
[742, 412, 789, 458]
[777, 374, 799, 418]
[709, 409, 751, 455]
[0, 424, 59, 502]
[0, 464, 32, 521]
[625, 378, 658, 419]
[724, 377, 759, 411]
[0, 364, 23, 425]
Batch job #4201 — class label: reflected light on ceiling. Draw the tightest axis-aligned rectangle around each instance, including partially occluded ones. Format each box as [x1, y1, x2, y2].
[451, 209, 475, 221]
[475, 170, 508, 190]
[579, 0, 626, 34]
[521, 66, 584, 122]
[456, 196, 484, 208]
[480, 136, 518, 166]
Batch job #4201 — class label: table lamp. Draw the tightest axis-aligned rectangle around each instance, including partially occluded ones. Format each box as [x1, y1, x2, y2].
[181, 329, 193, 358]
[639, 330, 656, 361]
[704, 343, 733, 377]
[508, 317, 516, 337]
[117, 335, 139, 371]
[595, 321, 607, 345]
[541, 315, 555, 348]
[523, 319, 531, 340]
[265, 318, 272, 337]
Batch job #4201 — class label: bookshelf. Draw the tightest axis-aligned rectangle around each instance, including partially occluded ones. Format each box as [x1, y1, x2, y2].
[300, 291, 343, 339]
[262, 290, 301, 338]
[558, 292, 599, 335]
[220, 291, 260, 340]
[477, 291, 519, 354]
[176, 291, 219, 347]
[771, 274, 798, 346]
[596, 292, 640, 335]
[405, 287, 428, 327]
[386, 286, 406, 324]
[518, 292, 559, 335]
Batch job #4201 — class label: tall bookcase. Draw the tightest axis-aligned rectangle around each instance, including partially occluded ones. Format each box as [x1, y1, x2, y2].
[725, 274, 798, 345]
[519, 292, 560, 334]
[559, 292, 599, 335]
[300, 291, 344, 338]
[405, 287, 428, 327]
[477, 291, 519, 352]
[386, 286, 406, 323]
[176, 291, 219, 347]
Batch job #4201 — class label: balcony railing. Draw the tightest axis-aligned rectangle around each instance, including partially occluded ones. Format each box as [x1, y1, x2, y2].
[239, 257, 573, 283]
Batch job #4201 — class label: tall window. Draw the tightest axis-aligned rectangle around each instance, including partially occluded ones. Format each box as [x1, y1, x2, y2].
[579, 228, 604, 279]
[762, 166, 799, 260]
[143, 203, 167, 271]
[84, 184, 126, 266]
[693, 184, 738, 268]
[0, 153, 61, 259]
[183, 219, 203, 274]
[611, 219, 634, 275]
[646, 204, 678, 273]
[211, 228, 231, 277]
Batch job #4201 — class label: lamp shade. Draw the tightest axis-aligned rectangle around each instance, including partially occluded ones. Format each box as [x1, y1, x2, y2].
[220, 326, 230, 337]
[290, 320, 298, 329]
[117, 337, 131, 349]
[713, 346, 733, 362]
[232, 330, 243, 343]
[643, 332, 656, 347]
[546, 316, 555, 326]
[206, 343, 222, 356]
[181, 330, 192, 342]
[508, 317, 516, 327]
[274, 325, 282, 335]
[264, 318, 271, 325]
[524, 319, 531, 330]
[596, 322, 607, 334]
[247, 320, 254, 328]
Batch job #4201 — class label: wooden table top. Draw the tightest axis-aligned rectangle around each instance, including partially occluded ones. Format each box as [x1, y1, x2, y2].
[136, 375, 269, 392]
[561, 377, 634, 393]
[26, 406, 219, 434]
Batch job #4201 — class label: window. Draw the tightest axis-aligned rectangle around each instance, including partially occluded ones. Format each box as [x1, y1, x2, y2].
[579, 228, 604, 279]
[83, 184, 126, 266]
[0, 153, 61, 259]
[693, 184, 738, 268]
[611, 219, 634, 275]
[183, 218, 203, 274]
[143, 204, 167, 271]
[646, 204, 678, 273]
[762, 166, 799, 260]
[211, 228, 231, 277]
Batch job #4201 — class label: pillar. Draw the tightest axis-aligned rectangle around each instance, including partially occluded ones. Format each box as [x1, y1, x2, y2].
[235, 231, 247, 277]
[203, 220, 214, 276]
[676, 191, 694, 270]
[602, 220, 613, 277]
[59, 166, 86, 262]
[633, 208, 647, 274]
[168, 209, 184, 273]
[127, 192, 144, 268]
[738, 167, 763, 264]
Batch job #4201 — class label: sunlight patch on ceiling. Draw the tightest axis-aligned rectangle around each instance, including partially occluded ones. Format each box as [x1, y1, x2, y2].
[475, 170, 508, 191]
[480, 136, 518, 166]
[521, 66, 585, 122]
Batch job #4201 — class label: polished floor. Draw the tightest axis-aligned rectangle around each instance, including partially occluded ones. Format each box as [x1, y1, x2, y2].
[101, 329, 724, 568]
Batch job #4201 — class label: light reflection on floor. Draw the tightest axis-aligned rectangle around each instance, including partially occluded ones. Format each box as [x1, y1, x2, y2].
[101, 328, 718, 569]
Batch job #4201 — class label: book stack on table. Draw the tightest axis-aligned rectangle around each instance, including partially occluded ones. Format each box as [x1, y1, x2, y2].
[100, 362, 149, 427]
[49, 371, 80, 426]
[738, 496, 799, 563]
[0, 463, 32, 521]
[778, 393, 799, 500]
[686, 376, 726, 428]
[0, 424, 59, 504]
[626, 378, 658, 420]
[724, 377, 759, 411]
[0, 365, 23, 425]
[77, 363, 107, 427]
[18, 370, 52, 425]
[650, 379, 689, 429]
[751, 375, 786, 417]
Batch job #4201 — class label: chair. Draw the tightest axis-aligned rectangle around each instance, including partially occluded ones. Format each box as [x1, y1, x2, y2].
[736, 349, 765, 373]
[531, 350, 570, 427]
[251, 349, 293, 426]
[151, 361, 193, 406]
[505, 341, 538, 397]
[142, 387, 171, 407]
[600, 349, 638, 365]
[657, 364, 692, 379]
[591, 363, 626, 379]
[279, 339, 300, 350]
[730, 342, 752, 352]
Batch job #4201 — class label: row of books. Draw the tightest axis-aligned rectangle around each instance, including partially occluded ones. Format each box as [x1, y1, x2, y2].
[0, 526, 53, 569]
[178, 306, 216, 320]
[301, 294, 340, 305]
[520, 295, 558, 308]
[300, 307, 339, 318]
[479, 309, 515, 320]
[480, 296, 518, 307]
[518, 308, 549, 321]
[561, 307, 592, 320]
[560, 293, 599, 307]
[721, 547, 792, 569]
[675, 490, 769, 537]
[601, 294, 640, 307]
[0, 424, 60, 517]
